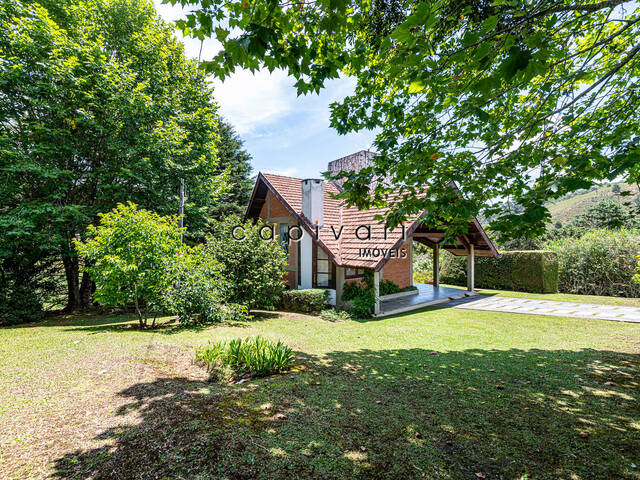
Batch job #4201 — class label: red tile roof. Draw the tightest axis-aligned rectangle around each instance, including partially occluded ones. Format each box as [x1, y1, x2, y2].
[250, 173, 497, 270]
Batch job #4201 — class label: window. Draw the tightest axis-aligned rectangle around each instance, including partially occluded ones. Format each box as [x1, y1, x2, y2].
[315, 248, 332, 287]
[345, 267, 363, 279]
[279, 224, 289, 260]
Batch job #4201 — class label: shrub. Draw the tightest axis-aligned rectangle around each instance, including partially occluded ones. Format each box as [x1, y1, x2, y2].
[74, 203, 184, 328]
[342, 280, 366, 301]
[342, 269, 377, 318]
[206, 216, 288, 310]
[0, 285, 45, 326]
[547, 229, 640, 297]
[281, 289, 328, 312]
[413, 253, 433, 275]
[440, 250, 559, 293]
[379, 279, 401, 296]
[413, 272, 431, 284]
[320, 308, 353, 322]
[195, 336, 295, 379]
[350, 288, 376, 318]
[163, 247, 250, 325]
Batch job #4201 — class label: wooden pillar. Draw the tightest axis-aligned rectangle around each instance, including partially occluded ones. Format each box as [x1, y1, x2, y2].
[467, 244, 475, 292]
[433, 243, 440, 288]
[373, 270, 381, 315]
[336, 266, 345, 307]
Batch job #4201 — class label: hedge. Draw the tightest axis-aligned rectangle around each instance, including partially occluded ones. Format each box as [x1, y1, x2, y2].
[281, 289, 329, 313]
[440, 250, 559, 293]
[546, 228, 640, 297]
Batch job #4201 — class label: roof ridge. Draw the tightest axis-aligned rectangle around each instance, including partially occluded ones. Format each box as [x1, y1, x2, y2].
[261, 172, 303, 181]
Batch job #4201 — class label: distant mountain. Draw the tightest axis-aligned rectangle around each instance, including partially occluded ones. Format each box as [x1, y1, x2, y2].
[546, 182, 640, 227]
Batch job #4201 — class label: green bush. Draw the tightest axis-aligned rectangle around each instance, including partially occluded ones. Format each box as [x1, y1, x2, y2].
[350, 288, 376, 318]
[163, 247, 249, 325]
[207, 216, 288, 310]
[440, 250, 559, 293]
[320, 309, 353, 322]
[281, 289, 328, 313]
[0, 285, 45, 326]
[379, 279, 401, 296]
[342, 280, 366, 301]
[195, 336, 295, 379]
[74, 203, 184, 328]
[413, 272, 431, 284]
[547, 229, 640, 297]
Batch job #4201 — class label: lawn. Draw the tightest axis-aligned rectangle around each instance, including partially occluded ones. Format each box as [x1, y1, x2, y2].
[1, 307, 639, 480]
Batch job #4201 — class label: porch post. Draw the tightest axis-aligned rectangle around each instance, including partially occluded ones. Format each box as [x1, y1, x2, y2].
[467, 244, 475, 292]
[433, 243, 440, 288]
[336, 266, 345, 307]
[373, 270, 381, 315]
[409, 240, 414, 286]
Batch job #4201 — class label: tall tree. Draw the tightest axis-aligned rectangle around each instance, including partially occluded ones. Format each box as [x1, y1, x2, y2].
[173, 0, 640, 238]
[0, 0, 227, 313]
[209, 119, 253, 219]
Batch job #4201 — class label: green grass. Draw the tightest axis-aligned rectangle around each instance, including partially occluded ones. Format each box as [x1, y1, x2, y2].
[1, 308, 640, 479]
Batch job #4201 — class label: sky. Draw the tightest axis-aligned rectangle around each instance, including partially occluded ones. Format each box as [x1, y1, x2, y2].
[153, 1, 376, 179]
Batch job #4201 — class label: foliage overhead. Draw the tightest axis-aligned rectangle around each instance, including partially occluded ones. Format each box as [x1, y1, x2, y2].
[173, 0, 640, 238]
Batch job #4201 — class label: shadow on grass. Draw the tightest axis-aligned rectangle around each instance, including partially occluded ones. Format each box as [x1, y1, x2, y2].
[52, 347, 640, 479]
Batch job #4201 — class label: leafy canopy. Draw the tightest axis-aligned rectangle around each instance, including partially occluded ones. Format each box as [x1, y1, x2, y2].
[1, 0, 227, 311]
[172, 0, 640, 238]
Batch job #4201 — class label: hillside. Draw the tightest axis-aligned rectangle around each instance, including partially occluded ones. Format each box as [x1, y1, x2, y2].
[546, 182, 640, 226]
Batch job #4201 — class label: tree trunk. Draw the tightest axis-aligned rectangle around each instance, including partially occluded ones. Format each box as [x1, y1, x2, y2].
[79, 270, 94, 309]
[62, 238, 94, 312]
[62, 252, 81, 313]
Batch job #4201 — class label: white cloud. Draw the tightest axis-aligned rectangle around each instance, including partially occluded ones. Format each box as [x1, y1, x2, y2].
[261, 167, 300, 177]
[212, 69, 294, 135]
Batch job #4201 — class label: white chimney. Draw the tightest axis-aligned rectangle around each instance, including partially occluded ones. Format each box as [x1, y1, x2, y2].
[301, 179, 324, 227]
[299, 179, 323, 290]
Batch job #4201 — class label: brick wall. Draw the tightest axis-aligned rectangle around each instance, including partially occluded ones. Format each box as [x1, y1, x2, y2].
[381, 243, 411, 288]
[259, 191, 298, 288]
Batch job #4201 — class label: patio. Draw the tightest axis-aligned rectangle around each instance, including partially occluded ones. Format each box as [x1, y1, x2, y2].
[375, 283, 472, 318]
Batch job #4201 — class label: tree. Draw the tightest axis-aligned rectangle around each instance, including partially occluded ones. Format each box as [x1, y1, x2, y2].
[174, 0, 640, 239]
[571, 199, 639, 230]
[74, 203, 184, 328]
[209, 119, 253, 219]
[1, 0, 227, 314]
[206, 216, 287, 310]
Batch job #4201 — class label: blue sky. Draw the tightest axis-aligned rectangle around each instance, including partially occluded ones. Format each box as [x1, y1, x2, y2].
[153, 1, 376, 179]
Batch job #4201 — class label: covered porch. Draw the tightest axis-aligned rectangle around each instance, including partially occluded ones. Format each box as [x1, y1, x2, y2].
[374, 283, 472, 318]
[370, 220, 498, 316]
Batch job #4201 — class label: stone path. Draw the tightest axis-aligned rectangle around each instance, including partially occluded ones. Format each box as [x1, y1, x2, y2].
[450, 295, 640, 323]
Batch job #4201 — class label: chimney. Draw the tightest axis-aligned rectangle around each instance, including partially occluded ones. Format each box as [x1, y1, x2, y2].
[327, 150, 378, 188]
[301, 178, 324, 227]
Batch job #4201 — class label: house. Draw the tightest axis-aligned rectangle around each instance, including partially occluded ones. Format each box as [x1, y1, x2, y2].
[245, 151, 498, 316]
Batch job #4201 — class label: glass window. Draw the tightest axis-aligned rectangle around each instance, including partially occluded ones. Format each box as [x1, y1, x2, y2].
[345, 267, 363, 279]
[279, 224, 289, 260]
[316, 248, 332, 287]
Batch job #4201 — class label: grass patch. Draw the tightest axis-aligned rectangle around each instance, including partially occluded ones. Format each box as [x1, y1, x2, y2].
[1, 307, 639, 479]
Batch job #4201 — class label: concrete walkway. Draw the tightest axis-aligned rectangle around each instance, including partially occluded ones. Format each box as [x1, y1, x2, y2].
[450, 295, 640, 323]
